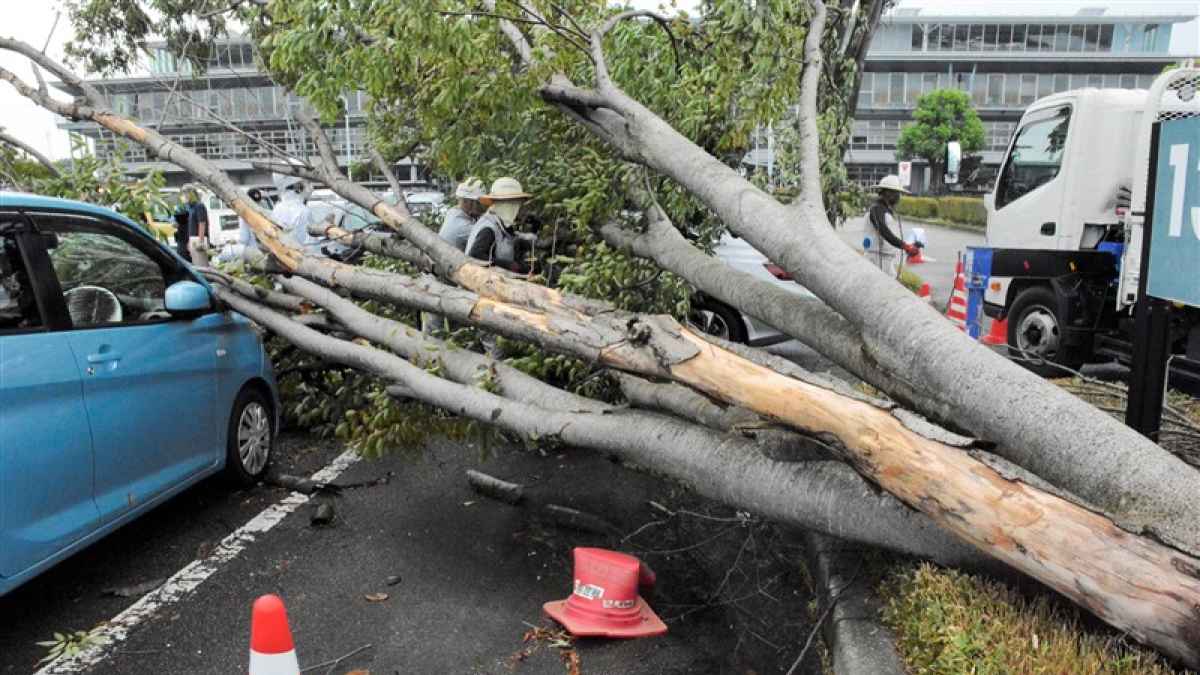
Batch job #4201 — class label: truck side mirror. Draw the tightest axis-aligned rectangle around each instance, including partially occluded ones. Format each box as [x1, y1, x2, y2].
[944, 141, 962, 185]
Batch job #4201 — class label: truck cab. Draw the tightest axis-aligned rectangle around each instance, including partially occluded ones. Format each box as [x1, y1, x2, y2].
[972, 65, 1200, 384]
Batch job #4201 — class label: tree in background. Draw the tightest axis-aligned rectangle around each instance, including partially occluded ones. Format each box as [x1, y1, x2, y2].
[895, 88, 984, 193]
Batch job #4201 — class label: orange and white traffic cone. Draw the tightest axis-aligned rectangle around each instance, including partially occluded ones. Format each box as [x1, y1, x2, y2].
[981, 317, 1008, 346]
[249, 594, 300, 675]
[906, 247, 927, 265]
[945, 257, 968, 332]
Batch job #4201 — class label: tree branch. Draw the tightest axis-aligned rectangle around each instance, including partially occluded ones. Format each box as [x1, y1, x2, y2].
[0, 129, 59, 176]
[794, 0, 828, 207]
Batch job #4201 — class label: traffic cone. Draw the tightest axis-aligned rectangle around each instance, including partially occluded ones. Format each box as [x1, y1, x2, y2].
[917, 281, 933, 304]
[544, 548, 667, 639]
[906, 247, 927, 265]
[945, 257, 968, 332]
[249, 594, 300, 675]
[981, 317, 1008, 346]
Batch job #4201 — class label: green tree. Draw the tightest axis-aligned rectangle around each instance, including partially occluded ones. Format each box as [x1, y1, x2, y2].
[895, 88, 984, 192]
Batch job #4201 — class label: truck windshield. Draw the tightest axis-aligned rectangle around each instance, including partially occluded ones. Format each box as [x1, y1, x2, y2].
[996, 106, 1070, 209]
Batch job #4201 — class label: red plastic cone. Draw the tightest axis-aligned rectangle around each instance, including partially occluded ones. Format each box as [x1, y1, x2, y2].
[249, 594, 300, 675]
[906, 248, 926, 264]
[981, 317, 1008, 346]
[544, 548, 667, 639]
[945, 257, 968, 332]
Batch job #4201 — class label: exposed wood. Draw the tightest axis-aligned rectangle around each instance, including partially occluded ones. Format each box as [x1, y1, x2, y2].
[466, 470, 525, 505]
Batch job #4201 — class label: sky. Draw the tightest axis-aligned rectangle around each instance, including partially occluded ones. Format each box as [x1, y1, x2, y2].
[0, 4, 75, 160]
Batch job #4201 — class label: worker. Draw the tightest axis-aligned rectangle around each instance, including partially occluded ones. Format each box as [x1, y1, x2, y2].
[184, 184, 209, 260]
[865, 175, 920, 279]
[439, 178, 486, 251]
[466, 177, 536, 274]
[172, 193, 191, 261]
[216, 188, 266, 264]
[271, 173, 321, 253]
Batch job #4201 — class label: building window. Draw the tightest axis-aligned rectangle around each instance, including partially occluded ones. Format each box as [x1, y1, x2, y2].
[1069, 24, 1085, 51]
[1088, 74, 1103, 89]
[939, 23, 954, 50]
[954, 24, 968, 50]
[1054, 74, 1069, 93]
[1010, 24, 1025, 51]
[1104, 73, 1121, 88]
[906, 73, 921, 104]
[971, 73, 986, 106]
[1054, 24, 1070, 51]
[857, 72, 873, 108]
[889, 73, 904, 107]
[911, 24, 925, 50]
[1098, 24, 1114, 51]
[1020, 74, 1037, 104]
[987, 74, 1004, 106]
[989, 25, 1004, 51]
[1142, 24, 1159, 52]
[968, 24, 983, 50]
[1004, 74, 1020, 105]
[1037, 73, 1054, 98]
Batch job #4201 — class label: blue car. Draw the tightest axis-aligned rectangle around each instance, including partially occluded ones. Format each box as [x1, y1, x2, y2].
[0, 192, 278, 596]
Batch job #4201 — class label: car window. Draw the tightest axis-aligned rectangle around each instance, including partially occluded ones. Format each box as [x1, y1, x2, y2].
[38, 217, 174, 327]
[996, 106, 1070, 209]
[0, 230, 42, 332]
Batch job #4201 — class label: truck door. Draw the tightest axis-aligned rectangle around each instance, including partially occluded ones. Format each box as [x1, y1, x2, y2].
[988, 105, 1073, 250]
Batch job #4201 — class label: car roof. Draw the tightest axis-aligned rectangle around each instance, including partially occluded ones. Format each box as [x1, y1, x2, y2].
[0, 191, 145, 229]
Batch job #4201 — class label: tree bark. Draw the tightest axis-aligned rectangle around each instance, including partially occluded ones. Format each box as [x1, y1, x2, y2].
[533, 15, 1200, 563]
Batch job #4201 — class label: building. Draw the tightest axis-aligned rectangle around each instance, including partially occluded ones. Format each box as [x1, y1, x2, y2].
[847, 0, 1200, 193]
[55, 38, 429, 195]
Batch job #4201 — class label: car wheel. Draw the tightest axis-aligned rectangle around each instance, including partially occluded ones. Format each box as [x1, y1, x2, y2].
[688, 299, 748, 344]
[1006, 286, 1082, 378]
[225, 386, 274, 486]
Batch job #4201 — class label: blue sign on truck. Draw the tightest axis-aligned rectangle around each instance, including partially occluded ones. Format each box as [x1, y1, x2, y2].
[1147, 116, 1200, 307]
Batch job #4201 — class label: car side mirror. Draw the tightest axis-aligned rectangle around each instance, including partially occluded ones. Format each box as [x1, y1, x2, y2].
[165, 280, 212, 317]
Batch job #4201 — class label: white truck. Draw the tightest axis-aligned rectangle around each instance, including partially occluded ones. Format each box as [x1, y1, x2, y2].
[965, 64, 1200, 387]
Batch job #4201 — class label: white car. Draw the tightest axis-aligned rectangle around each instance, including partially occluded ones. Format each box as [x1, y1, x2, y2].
[688, 233, 816, 346]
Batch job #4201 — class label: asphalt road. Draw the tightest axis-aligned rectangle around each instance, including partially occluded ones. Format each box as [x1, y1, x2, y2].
[836, 215, 985, 311]
[2, 435, 818, 675]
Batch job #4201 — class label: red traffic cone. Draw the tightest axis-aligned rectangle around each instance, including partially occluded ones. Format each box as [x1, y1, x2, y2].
[981, 317, 1008, 346]
[945, 257, 968, 332]
[917, 281, 932, 303]
[544, 548, 667, 639]
[906, 248, 927, 265]
[249, 595, 300, 675]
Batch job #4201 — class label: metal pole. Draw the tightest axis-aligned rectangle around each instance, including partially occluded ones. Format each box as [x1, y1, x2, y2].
[1126, 122, 1171, 438]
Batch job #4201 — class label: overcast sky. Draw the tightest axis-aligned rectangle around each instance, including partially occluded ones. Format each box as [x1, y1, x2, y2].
[0, 5, 76, 159]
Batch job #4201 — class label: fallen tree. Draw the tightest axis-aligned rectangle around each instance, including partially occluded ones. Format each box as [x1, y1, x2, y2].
[5, 0, 1200, 664]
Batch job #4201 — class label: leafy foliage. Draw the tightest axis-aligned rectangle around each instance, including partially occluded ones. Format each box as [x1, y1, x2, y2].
[895, 89, 985, 191]
[36, 627, 110, 664]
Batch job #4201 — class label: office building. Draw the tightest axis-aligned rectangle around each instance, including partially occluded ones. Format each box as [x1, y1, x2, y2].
[848, 0, 1199, 192]
[55, 38, 428, 194]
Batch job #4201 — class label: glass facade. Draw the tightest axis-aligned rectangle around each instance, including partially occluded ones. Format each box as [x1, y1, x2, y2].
[92, 126, 369, 164]
[882, 21, 1169, 54]
[857, 71, 1155, 110]
[103, 87, 369, 125]
[850, 119, 1016, 153]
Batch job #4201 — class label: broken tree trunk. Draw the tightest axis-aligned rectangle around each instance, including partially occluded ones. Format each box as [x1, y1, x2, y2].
[6, 37, 1200, 664]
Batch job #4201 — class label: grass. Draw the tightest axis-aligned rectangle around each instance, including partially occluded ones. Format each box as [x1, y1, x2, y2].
[879, 562, 1191, 675]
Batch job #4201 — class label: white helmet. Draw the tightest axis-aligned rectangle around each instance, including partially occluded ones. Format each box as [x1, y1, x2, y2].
[455, 177, 486, 201]
[273, 172, 305, 194]
[873, 175, 911, 194]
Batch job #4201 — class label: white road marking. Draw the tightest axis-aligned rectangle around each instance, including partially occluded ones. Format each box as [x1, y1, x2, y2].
[35, 449, 361, 674]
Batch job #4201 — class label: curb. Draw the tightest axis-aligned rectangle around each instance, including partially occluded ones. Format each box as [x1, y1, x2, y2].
[801, 532, 905, 675]
[900, 215, 986, 234]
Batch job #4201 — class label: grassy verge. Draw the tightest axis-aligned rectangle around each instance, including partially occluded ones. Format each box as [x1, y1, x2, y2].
[879, 562, 1189, 674]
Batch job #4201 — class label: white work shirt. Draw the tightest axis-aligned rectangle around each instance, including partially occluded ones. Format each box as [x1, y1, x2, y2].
[438, 207, 476, 251]
[271, 190, 321, 253]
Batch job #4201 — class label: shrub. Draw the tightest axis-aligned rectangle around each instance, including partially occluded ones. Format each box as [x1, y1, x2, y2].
[896, 196, 986, 228]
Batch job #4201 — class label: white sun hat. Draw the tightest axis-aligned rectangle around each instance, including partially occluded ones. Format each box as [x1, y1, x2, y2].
[873, 175, 911, 194]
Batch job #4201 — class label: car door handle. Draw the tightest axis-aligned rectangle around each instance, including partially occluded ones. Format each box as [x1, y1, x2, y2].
[1040, 222, 1056, 235]
[86, 351, 123, 364]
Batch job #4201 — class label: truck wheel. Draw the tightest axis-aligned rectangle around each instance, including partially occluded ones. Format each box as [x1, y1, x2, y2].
[1006, 286, 1082, 377]
[688, 299, 748, 344]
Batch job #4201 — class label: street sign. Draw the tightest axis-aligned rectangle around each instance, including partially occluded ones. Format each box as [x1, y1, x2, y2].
[898, 161, 912, 188]
[1147, 116, 1200, 308]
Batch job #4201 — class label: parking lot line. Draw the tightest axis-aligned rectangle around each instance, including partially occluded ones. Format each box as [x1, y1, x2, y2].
[34, 449, 361, 675]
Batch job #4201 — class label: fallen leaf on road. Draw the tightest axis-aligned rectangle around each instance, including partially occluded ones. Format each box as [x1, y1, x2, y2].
[364, 593, 389, 602]
[101, 578, 165, 598]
